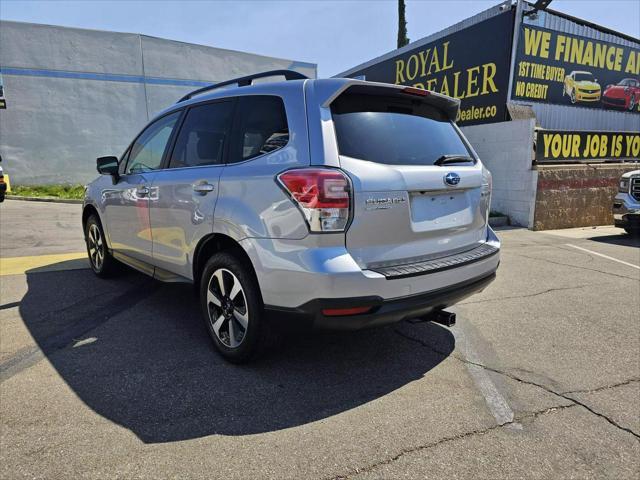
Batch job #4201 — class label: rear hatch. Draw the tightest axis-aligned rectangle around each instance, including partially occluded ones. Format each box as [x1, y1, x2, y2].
[329, 85, 490, 269]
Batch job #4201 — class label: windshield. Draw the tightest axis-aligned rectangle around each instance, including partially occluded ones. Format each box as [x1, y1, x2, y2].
[574, 73, 593, 82]
[331, 93, 471, 166]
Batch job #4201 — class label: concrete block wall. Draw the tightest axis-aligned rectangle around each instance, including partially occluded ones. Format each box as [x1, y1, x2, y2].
[0, 21, 316, 184]
[461, 119, 537, 228]
[533, 163, 640, 230]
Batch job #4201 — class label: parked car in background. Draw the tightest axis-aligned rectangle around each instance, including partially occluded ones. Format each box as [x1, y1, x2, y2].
[613, 170, 640, 235]
[602, 78, 640, 111]
[82, 71, 500, 362]
[563, 71, 601, 104]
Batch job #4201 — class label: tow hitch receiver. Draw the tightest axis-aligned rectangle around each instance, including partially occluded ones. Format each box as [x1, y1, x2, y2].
[430, 310, 456, 327]
[407, 309, 456, 327]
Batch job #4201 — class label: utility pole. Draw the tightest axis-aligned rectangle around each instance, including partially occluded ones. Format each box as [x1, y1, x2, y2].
[397, 0, 409, 49]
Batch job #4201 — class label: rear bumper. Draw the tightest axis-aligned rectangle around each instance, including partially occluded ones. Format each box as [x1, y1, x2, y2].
[243, 226, 500, 330]
[265, 271, 496, 331]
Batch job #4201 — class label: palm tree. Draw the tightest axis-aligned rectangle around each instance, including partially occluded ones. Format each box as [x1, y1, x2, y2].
[397, 0, 409, 48]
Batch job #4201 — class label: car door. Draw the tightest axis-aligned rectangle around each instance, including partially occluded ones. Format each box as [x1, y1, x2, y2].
[103, 110, 181, 269]
[149, 99, 235, 280]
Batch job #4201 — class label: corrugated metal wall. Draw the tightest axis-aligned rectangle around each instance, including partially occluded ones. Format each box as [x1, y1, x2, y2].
[513, 1, 640, 132]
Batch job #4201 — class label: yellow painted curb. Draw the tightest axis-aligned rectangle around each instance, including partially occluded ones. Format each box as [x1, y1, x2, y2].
[0, 252, 88, 276]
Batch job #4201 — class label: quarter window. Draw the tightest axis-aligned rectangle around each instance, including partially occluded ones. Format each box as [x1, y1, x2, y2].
[169, 101, 234, 168]
[126, 111, 180, 174]
[230, 96, 289, 163]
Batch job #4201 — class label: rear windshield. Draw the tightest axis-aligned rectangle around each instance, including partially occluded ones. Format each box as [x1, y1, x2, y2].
[331, 93, 471, 166]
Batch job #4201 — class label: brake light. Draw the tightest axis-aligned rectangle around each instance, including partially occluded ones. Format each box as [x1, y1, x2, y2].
[277, 168, 351, 232]
[403, 86, 429, 96]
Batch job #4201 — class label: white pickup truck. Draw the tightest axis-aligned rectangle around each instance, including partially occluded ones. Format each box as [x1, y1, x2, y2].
[613, 169, 640, 234]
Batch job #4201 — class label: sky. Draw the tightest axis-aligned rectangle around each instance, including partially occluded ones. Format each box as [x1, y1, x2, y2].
[1, 0, 639, 78]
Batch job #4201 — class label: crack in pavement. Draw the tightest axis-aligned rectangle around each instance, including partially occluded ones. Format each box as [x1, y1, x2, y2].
[392, 328, 640, 440]
[458, 284, 596, 305]
[561, 378, 640, 395]
[328, 404, 578, 480]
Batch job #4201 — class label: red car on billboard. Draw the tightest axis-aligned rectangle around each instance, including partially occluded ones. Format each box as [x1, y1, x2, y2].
[602, 78, 640, 111]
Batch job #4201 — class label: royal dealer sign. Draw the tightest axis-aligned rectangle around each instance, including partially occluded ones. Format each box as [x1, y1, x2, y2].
[346, 11, 515, 126]
[512, 24, 640, 113]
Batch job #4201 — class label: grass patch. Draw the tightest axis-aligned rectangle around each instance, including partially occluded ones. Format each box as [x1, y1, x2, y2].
[11, 184, 85, 200]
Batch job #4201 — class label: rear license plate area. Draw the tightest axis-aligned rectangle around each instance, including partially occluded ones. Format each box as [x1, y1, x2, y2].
[410, 191, 472, 229]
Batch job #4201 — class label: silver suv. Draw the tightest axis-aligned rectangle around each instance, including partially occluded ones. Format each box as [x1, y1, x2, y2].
[83, 70, 500, 362]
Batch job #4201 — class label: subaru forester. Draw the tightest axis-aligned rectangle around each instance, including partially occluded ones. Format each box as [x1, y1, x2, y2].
[83, 70, 500, 362]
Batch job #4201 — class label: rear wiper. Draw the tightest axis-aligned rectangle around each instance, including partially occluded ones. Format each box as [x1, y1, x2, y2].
[434, 154, 475, 166]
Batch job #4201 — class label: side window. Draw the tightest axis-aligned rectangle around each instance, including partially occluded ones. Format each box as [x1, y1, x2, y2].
[126, 111, 181, 174]
[230, 96, 289, 163]
[169, 101, 234, 168]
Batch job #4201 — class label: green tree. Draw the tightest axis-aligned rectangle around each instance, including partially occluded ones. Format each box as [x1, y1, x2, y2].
[397, 0, 409, 48]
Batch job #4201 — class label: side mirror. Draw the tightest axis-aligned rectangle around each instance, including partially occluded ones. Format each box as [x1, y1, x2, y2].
[97, 156, 119, 178]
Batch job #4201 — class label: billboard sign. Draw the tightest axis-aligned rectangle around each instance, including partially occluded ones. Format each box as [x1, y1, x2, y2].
[536, 130, 640, 162]
[344, 11, 515, 126]
[512, 24, 640, 114]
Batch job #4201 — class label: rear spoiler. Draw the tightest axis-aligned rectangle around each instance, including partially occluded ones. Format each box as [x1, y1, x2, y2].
[321, 79, 460, 121]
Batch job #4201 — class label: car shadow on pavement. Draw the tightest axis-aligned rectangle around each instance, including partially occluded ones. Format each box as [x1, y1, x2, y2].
[18, 266, 454, 444]
[587, 233, 640, 248]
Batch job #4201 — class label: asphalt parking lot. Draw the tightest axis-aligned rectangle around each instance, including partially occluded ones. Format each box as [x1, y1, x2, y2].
[1, 199, 638, 479]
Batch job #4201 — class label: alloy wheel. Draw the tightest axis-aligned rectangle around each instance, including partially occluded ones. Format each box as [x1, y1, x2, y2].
[87, 223, 104, 271]
[206, 268, 249, 348]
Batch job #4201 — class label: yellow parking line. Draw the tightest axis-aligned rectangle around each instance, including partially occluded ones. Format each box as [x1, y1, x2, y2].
[0, 252, 88, 276]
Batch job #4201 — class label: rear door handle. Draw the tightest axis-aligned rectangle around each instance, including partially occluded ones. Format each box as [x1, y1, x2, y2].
[193, 182, 215, 194]
[136, 186, 150, 197]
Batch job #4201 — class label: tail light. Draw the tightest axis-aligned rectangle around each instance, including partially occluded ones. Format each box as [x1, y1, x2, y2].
[322, 306, 372, 316]
[403, 86, 429, 96]
[277, 168, 351, 232]
[481, 167, 492, 223]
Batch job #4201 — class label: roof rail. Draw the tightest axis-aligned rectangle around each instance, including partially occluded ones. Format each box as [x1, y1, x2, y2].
[177, 70, 309, 103]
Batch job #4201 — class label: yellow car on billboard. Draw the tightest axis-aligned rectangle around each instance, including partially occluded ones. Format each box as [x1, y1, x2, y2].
[563, 71, 601, 104]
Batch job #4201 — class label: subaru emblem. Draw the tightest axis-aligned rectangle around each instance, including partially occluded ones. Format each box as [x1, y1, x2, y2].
[444, 172, 461, 186]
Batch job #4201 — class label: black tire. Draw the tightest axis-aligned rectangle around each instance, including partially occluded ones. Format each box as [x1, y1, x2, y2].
[199, 251, 272, 363]
[84, 214, 117, 277]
